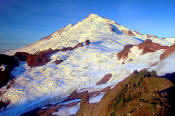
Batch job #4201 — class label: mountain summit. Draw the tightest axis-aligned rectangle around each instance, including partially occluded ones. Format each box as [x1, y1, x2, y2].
[6, 14, 173, 55]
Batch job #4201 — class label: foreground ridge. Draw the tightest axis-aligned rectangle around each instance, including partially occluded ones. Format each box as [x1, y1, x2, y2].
[76, 70, 175, 116]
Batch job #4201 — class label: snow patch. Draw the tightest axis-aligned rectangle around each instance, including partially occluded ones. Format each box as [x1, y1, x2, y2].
[57, 99, 81, 105]
[89, 92, 105, 103]
[153, 52, 175, 76]
[0, 64, 6, 71]
[52, 103, 80, 116]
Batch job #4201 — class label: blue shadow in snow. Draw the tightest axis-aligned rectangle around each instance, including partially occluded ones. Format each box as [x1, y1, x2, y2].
[132, 37, 144, 42]
[110, 24, 123, 35]
[90, 41, 103, 45]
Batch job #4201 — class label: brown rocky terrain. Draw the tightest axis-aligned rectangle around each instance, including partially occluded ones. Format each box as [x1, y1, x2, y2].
[26, 48, 53, 67]
[122, 30, 135, 36]
[117, 39, 168, 59]
[117, 44, 134, 59]
[137, 39, 168, 54]
[27, 40, 90, 67]
[96, 74, 112, 85]
[160, 44, 175, 60]
[121, 29, 159, 38]
[76, 70, 175, 116]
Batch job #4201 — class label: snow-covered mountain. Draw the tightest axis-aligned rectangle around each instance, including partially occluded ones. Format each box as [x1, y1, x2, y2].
[1, 14, 175, 116]
[6, 14, 173, 55]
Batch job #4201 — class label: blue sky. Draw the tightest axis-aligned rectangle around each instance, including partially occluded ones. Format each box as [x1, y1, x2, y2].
[0, 0, 175, 53]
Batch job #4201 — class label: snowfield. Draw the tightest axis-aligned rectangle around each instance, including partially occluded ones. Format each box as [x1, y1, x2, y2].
[151, 51, 175, 76]
[1, 14, 175, 116]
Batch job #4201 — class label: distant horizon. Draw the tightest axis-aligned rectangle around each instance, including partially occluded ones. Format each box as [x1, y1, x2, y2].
[1, 0, 175, 53]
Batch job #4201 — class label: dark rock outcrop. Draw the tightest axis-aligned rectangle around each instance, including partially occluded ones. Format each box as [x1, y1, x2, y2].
[55, 60, 63, 64]
[14, 52, 30, 61]
[137, 39, 168, 54]
[117, 45, 133, 59]
[27, 49, 53, 67]
[85, 40, 90, 45]
[96, 74, 112, 85]
[0, 54, 19, 88]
